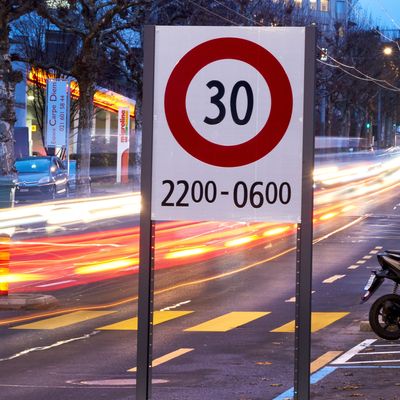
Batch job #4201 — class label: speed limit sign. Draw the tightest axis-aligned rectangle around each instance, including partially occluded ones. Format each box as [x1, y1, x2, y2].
[150, 26, 308, 222]
[138, 25, 317, 400]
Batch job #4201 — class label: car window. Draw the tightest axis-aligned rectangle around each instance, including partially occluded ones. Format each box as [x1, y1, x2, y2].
[15, 159, 51, 173]
[56, 159, 65, 170]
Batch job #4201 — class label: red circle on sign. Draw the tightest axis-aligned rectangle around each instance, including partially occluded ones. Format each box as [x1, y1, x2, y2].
[164, 37, 293, 168]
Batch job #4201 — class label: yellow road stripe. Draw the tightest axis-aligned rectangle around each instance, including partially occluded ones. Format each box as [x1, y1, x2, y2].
[185, 311, 270, 332]
[128, 348, 194, 372]
[271, 312, 349, 333]
[12, 311, 115, 330]
[348, 265, 359, 270]
[323, 275, 346, 283]
[310, 351, 342, 373]
[97, 310, 193, 330]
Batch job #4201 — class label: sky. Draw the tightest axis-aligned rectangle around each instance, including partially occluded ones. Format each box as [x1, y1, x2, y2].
[356, 0, 400, 29]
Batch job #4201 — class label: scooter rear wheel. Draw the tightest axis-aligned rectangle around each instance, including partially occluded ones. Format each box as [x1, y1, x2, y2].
[369, 294, 400, 340]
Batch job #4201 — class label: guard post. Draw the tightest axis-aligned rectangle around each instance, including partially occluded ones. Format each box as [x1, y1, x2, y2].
[0, 234, 11, 296]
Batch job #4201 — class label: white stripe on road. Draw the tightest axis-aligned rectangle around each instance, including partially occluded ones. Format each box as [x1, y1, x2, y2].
[336, 359, 400, 365]
[285, 291, 315, 302]
[331, 339, 376, 365]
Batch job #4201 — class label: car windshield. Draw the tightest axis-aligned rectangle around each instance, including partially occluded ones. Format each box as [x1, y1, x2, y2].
[15, 159, 51, 173]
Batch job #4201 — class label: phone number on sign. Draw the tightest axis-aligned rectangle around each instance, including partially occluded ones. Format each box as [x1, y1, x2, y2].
[161, 180, 292, 209]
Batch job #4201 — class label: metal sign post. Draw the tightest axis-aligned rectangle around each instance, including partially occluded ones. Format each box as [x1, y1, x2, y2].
[136, 25, 156, 400]
[294, 26, 316, 400]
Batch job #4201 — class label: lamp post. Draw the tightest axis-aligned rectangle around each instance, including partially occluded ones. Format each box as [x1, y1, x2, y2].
[377, 46, 393, 149]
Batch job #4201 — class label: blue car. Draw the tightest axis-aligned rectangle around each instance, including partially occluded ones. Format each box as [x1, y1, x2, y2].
[15, 156, 69, 201]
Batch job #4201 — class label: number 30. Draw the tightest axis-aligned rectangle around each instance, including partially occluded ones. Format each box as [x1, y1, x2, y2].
[204, 80, 254, 126]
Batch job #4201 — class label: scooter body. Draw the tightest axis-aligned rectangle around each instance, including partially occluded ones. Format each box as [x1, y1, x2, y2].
[361, 250, 400, 340]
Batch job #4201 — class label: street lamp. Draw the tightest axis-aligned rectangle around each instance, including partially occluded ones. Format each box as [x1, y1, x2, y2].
[383, 46, 393, 56]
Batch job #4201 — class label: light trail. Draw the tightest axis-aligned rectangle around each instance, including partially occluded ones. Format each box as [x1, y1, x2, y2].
[0, 151, 400, 292]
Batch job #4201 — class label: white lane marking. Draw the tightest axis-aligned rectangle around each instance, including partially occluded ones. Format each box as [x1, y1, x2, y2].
[285, 297, 296, 303]
[323, 275, 346, 284]
[357, 351, 400, 356]
[363, 255, 372, 260]
[76, 378, 169, 385]
[285, 291, 315, 302]
[37, 280, 75, 288]
[160, 300, 191, 311]
[331, 339, 377, 365]
[348, 265, 359, 270]
[356, 260, 366, 265]
[370, 250, 380, 254]
[0, 331, 99, 362]
[336, 359, 400, 365]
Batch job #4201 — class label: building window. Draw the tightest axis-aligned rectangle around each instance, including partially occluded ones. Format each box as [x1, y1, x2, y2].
[309, 0, 317, 10]
[294, 0, 302, 6]
[320, 0, 329, 12]
[336, 0, 346, 19]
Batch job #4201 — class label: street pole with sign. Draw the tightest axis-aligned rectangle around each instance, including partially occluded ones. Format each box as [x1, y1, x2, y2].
[137, 25, 316, 400]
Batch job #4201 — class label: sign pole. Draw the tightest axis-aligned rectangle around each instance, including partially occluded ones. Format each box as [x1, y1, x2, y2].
[136, 25, 156, 400]
[294, 26, 316, 400]
[66, 80, 71, 182]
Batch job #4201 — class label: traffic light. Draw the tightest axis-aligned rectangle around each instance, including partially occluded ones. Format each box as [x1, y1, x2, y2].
[366, 122, 371, 129]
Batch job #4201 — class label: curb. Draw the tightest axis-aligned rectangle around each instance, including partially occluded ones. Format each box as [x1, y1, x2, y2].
[360, 320, 372, 332]
[0, 294, 58, 310]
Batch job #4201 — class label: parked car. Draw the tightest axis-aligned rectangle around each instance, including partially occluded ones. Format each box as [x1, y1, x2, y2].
[14, 156, 68, 201]
[62, 159, 77, 192]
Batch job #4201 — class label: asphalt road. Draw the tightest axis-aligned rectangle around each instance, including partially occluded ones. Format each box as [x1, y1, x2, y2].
[1, 186, 400, 399]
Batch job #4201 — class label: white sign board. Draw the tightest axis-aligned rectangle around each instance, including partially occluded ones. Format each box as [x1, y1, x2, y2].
[45, 79, 69, 147]
[116, 107, 130, 183]
[152, 26, 306, 222]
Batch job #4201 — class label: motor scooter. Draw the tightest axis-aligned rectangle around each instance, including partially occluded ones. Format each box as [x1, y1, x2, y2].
[361, 250, 400, 340]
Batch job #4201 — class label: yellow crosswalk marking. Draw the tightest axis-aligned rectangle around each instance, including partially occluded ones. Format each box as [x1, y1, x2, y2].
[323, 275, 346, 283]
[271, 312, 349, 333]
[128, 348, 194, 372]
[185, 311, 270, 332]
[310, 351, 342, 373]
[11, 311, 115, 330]
[97, 310, 193, 331]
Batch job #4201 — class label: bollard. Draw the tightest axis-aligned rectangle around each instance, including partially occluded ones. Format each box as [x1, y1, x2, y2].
[0, 235, 10, 296]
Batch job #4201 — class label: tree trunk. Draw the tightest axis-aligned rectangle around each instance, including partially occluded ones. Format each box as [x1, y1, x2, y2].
[76, 78, 95, 195]
[0, 17, 18, 176]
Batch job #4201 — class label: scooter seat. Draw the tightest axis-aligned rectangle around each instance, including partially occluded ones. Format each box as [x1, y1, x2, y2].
[385, 250, 400, 256]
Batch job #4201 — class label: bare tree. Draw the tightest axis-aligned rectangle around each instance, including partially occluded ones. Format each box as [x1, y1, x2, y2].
[13, 13, 80, 154]
[0, 0, 38, 175]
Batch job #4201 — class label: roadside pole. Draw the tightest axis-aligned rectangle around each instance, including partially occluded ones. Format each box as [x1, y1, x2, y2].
[294, 26, 316, 400]
[136, 25, 156, 400]
[0, 234, 11, 296]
